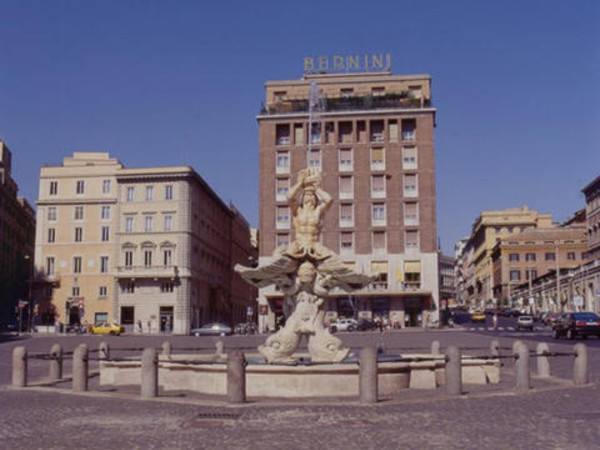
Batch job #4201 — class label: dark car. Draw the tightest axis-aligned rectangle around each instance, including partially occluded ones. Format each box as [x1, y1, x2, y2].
[356, 319, 377, 331]
[190, 323, 233, 336]
[552, 312, 600, 340]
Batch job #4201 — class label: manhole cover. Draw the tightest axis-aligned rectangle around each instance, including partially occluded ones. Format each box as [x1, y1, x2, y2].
[182, 412, 241, 428]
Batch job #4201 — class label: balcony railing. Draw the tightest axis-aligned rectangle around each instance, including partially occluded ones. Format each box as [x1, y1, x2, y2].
[116, 265, 179, 279]
[261, 93, 432, 115]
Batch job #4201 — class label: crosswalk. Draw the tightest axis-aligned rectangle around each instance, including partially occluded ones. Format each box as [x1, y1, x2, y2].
[462, 326, 543, 332]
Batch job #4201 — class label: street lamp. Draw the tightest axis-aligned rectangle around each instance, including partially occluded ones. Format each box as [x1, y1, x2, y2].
[24, 254, 34, 332]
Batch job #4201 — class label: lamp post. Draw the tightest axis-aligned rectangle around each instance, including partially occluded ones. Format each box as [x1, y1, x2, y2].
[24, 255, 33, 332]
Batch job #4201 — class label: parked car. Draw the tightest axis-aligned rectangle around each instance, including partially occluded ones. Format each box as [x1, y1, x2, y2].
[542, 312, 561, 326]
[356, 319, 377, 331]
[552, 312, 600, 340]
[470, 310, 486, 323]
[190, 323, 233, 336]
[516, 315, 534, 331]
[329, 318, 358, 333]
[91, 322, 124, 336]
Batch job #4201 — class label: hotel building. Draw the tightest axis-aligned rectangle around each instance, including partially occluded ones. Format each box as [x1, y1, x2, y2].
[256, 70, 439, 328]
[35, 152, 256, 334]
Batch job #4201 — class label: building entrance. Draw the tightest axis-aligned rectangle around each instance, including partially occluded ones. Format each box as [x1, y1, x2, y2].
[159, 306, 173, 333]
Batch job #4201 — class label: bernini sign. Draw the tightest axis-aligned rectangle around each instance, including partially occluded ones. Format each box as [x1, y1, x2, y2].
[303, 53, 392, 74]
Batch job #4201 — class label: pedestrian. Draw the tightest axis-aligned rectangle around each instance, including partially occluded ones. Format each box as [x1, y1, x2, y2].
[493, 313, 498, 330]
[165, 320, 171, 334]
[136, 320, 142, 334]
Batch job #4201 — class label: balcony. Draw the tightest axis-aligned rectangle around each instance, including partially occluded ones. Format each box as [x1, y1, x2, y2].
[261, 93, 432, 115]
[116, 265, 179, 279]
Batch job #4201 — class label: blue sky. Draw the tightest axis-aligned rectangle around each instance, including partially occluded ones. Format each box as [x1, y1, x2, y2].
[1, 0, 598, 255]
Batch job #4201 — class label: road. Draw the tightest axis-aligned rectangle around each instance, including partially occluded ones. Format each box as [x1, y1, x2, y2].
[1, 326, 600, 449]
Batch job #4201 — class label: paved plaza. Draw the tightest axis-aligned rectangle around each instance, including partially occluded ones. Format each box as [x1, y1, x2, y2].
[2, 327, 600, 449]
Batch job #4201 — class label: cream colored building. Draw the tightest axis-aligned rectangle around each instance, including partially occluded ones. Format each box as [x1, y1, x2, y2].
[460, 206, 553, 307]
[35, 153, 256, 334]
[35, 152, 122, 327]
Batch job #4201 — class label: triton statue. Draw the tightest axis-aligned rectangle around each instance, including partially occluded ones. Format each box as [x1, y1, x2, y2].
[235, 168, 372, 363]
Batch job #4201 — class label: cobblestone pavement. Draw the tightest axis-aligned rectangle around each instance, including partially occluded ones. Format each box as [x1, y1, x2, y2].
[1, 384, 600, 449]
[2, 330, 600, 449]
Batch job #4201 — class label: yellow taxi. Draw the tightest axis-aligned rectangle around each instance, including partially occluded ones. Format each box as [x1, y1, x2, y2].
[91, 322, 124, 336]
[470, 310, 486, 323]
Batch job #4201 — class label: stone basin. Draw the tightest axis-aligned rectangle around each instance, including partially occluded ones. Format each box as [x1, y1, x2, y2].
[99, 352, 498, 398]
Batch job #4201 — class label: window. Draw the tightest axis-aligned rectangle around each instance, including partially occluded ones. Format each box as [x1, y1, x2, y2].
[276, 233, 290, 248]
[101, 206, 110, 220]
[164, 215, 173, 231]
[371, 261, 388, 289]
[372, 87, 385, 97]
[372, 203, 386, 223]
[46, 257, 55, 276]
[126, 187, 135, 201]
[510, 270, 521, 281]
[370, 120, 384, 142]
[76, 180, 85, 194]
[163, 249, 172, 266]
[308, 148, 321, 169]
[276, 178, 290, 199]
[294, 124, 304, 145]
[545, 252, 556, 261]
[73, 257, 82, 274]
[102, 180, 111, 194]
[389, 120, 398, 142]
[100, 256, 109, 273]
[161, 282, 175, 293]
[339, 148, 352, 171]
[371, 148, 385, 170]
[340, 232, 353, 251]
[122, 282, 135, 294]
[405, 230, 419, 250]
[525, 253, 536, 262]
[567, 252, 576, 260]
[47, 228, 56, 243]
[509, 253, 520, 262]
[144, 250, 153, 267]
[49, 181, 58, 196]
[404, 202, 419, 226]
[125, 216, 134, 233]
[404, 261, 421, 288]
[99, 286, 108, 297]
[339, 176, 353, 199]
[340, 204, 353, 226]
[371, 175, 385, 197]
[276, 124, 290, 145]
[310, 123, 321, 144]
[124, 251, 133, 267]
[165, 185, 173, 200]
[74, 227, 83, 242]
[48, 207, 57, 221]
[144, 216, 153, 232]
[72, 287, 80, 297]
[101, 226, 110, 242]
[145, 186, 154, 201]
[403, 174, 418, 197]
[341, 88, 354, 98]
[338, 121, 353, 143]
[402, 119, 416, 141]
[525, 269, 538, 280]
[276, 206, 290, 228]
[402, 147, 417, 169]
[74, 206, 84, 221]
[373, 231, 386, 250]
[276, 151, 290, 173]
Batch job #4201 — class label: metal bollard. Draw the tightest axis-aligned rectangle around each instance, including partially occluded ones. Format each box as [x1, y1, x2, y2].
[12, 346, 27, 388]
[72, 344, 89, 392]
[49, 343, 63, 381]
[161, 341, 171, 358]
[490, 340, 501, 367]
[431, 340, 441, 355]
[227, 350, 246, 404]
[514, 342, 530, 390]
[445, 345, 462, 396]
[573, 343, 588, 386]
[359, 347, 378, 403]
[141, 347, 159, 398]
[536, 343, 550, 378]
[99, 342, 110, 361]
